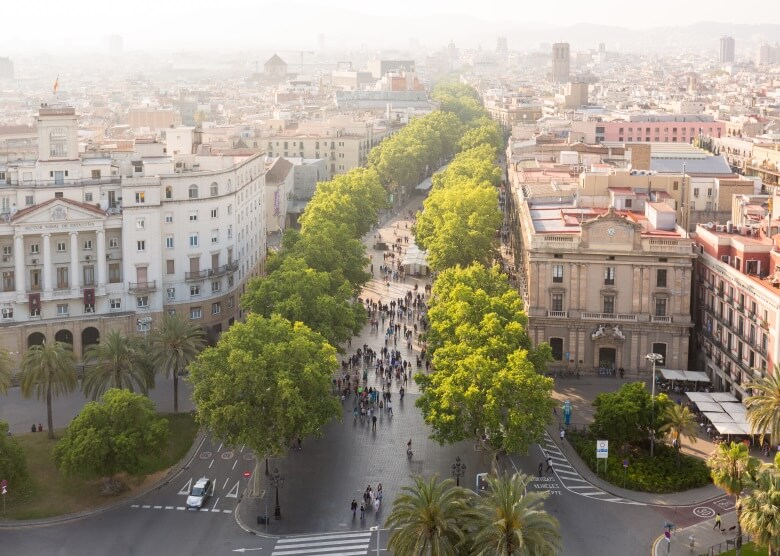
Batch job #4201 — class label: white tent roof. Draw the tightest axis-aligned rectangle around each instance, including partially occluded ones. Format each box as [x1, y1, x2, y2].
[685, 371, 711, 382]
[400, 245, 429, 268]
[694, 402, 723, 413]
[713, 422, 752, 435]
[660, 369, 710, 382]
[710, 392, 739, 403]
[720, 402, 748, 419]
[685, 392, 714, 403]
[660, 369, 687, 380]
[703, 412, 735, 423]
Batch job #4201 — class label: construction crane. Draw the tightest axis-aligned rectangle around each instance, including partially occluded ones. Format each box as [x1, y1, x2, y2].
[278, 50, 315, 75]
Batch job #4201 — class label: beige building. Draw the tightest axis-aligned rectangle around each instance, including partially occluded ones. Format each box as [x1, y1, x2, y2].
[508, 164, 696, 374]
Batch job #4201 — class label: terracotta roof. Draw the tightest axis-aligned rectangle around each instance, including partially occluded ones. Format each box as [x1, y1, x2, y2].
[11, 197, 105, 222]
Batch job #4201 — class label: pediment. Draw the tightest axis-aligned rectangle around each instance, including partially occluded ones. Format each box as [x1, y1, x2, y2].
[12, 199, 105, 226]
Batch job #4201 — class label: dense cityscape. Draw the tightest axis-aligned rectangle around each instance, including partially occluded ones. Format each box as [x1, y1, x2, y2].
[0, 2, 779, 555]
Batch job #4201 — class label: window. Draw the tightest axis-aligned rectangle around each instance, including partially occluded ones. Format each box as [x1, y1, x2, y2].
[30, 243, 39, 254]
[137, 240, 146, 251]
[109, 263, 121, 283]
[189, 211, 198, 222]
[167, 288, 176, 301]
[227, 204, 232, 215]
[83, 239, 93, 250]
[657, 269, 667, 288]
[109, 237, 119, 248]
[85, 192, 93, 202]
[211, 230, 219, 244]
[56, 267, 68, 289]
[189, 234, 199, 247]
[50, 128, 67, 157]
[25, 195, 33, 206]
[56, 241, 66, 252]
[190, 285, 200, 297]
[166, 259, 175, 274]
[212, 302, 221, 315]
[136, 218, 145, 230]
[165, 213, 173, 223]
[189, 185, 199, 199]
[228, 296, 234, 308]
[166, 236, 174, 249]
[2, 245, 9, 256]
[136, 296, 148, 308]
[110, 298, 121, 310]
[552, 264, 564, 283]
[135, 191, 146, 203]
[625, 199, 632, 208]
[211, 208, 218, 219]
[1, 307, 13, 319]
[551, 293, 564, 312]
[57, 304, 68, 316]
[227, 225, 233, 239]
[603, 295, 615, 314]
[604, 267, 615, 285]
[655, 297, 667, 317]
[190, 307, 202, 320]
[693, 188, 699, 198]
[673, 181, 679, 191]
[165, 186, 172, 199]
[549, 338, 564, 361]
[651, 343, 667, 365]
[228, 275, 234, 287]
[211, 280, 221, 293]
[210, 182, 219, 196]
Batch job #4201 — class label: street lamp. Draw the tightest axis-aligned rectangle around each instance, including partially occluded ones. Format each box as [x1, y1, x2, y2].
[645, 352, 664, 458]
[451, 456, 466, 487]
[269, 467, 284, 520]
[370, 525, 380, 556]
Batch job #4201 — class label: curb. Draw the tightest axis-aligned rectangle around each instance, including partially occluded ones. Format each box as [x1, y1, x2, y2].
[0, 429, 208, 530]
[234, 493, 277, 539]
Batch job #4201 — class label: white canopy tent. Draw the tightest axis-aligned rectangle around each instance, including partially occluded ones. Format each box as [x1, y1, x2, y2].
[704, 412, 736, 424]
[685, 392, 714, 403]
[694, 402, 723, 413]
[400, 245, 430, 276]
[713, 422, 753, 436]
[710, 392, 739, 403]
[660, 369, 711, 382]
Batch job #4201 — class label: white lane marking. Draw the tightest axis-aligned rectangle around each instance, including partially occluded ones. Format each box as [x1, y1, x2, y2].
[165, 506, 174, 510]
[131, 504, 139, 508]
[212, 497, 220, 510]
[226, 481, 240, 498]
[223, 509, 233, 513]
[153, 505, 162, 509]
[275, 532, 373, 543]
[217, 443, 223, 452]
[142, 505, 151, 509]
[176, 507, 186, 510]
[223, 477, 230, 490]
[232, 459, 238, 470]
[178, 478, 192, 495]
[209, 459, 214, 469]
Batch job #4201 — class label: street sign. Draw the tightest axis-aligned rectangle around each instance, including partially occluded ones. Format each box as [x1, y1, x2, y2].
[242, 471, 251, 478]
[0, 479, 7, 489]
[563, 400, 572, 426]
[596, 440, 609, 459]
[1, 487, 6, 495]
[623, 459, 629, 468]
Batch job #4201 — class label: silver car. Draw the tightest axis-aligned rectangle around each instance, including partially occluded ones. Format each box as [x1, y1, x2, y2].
[187, 477, 212, 509]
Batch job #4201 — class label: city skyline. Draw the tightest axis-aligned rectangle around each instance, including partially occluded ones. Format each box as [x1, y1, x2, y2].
[2, 0, 780, 53]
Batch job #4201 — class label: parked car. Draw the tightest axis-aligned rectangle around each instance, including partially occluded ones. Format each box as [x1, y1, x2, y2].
[187, 477, 212, 509]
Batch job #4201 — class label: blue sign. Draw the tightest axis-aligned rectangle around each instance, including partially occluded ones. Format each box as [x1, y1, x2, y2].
[563, 400, 572, 426]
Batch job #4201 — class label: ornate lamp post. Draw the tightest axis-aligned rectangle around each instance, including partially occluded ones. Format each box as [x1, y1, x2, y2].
[451, 456, 466, 487]
[269, 467, 284, 520]
[645, 352, 664, 458]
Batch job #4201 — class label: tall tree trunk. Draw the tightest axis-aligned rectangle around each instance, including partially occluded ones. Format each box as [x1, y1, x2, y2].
[173, 371, 179, 413]
[46, 385, 54, 439]
[735, 494, 742, 556]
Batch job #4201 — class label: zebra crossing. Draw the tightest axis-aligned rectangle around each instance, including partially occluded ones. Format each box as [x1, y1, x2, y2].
[271, 531, 373, 556]
[539, 432, 645, 506]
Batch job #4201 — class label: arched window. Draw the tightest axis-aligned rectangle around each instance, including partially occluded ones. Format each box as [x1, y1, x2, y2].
[549, 338, 564, 361]
[165, 186, 172, 199]
[226, 179, 232, 192]
[188, 184, 199, 199]
[50, 128, 67, 157]
[210, 182, 218, 197]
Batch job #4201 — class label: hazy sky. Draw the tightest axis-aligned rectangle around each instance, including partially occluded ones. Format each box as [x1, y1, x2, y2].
[3, 0, 778, 53]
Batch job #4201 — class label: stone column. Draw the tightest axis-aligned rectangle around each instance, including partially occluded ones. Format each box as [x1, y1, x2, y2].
[96, 230, 107, 287]
[42, 233, 52, 293]
[69, 232, 79, 291]
[14, 234, 25, 294]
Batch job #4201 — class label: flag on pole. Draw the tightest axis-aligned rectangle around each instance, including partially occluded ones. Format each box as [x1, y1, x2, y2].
[53, 76, 59, 94]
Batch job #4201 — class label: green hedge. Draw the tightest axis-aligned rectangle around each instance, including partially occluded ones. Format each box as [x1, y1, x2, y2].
[568, 430, 711, 493]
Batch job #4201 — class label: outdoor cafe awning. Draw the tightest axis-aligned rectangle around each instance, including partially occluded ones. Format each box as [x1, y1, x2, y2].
[685, 392, 714, 403]
[710, 392, 739, 403]
[712, 422, 752, 436]
[703, 412, 735, 423]
[659, 369, 711, 382]
[694, 402, 723, 413]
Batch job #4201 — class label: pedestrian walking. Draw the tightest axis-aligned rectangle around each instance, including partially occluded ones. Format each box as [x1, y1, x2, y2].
[372, 415, 377, 430]
[560, 429, 565, 441]
[373, 497, 380, 513]
[387, 400, 393, 415]
[545, 455, 553, 473]
[713, 512, 722, 530]
[351, 499, 358, 518]
[538, 461, 543, 477]
[360, 503, 365, 520]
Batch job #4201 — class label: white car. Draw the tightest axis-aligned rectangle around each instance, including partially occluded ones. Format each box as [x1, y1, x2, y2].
[187, 477, 212, 509]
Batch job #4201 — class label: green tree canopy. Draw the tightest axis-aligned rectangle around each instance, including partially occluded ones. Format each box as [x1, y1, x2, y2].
[414, 180, 501, 271]
[590, 382, 672, 452]
[189, 314, 341, 468]
[432, 144, 502, 189]
[659, 404, 698, 467]
[740, 466, 780, 556]
[242, 256, 365, 348]
[52, 389, 169, 480]
[0, 349, 11, 394]
[745, 369, 780, 447]
[459, 120, 504, 154]
[20, 341, 78, 439]
[0, 421, 31, 498]
[82, 330, 153, 401]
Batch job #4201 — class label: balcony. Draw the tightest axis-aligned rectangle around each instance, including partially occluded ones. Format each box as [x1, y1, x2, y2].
[185, 261, 239, 281]
[581, 312, 637, 322]
[129, 281, 156, 292]
[651, 315, 672, 323]
[546, 310, 568, 318]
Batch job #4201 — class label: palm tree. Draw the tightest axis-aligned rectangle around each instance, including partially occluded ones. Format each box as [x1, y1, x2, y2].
[745, 370, 780, 447]
[81, 330, 153, 400]
[739, 467, 780, 556]
[20, 341, 77, 439]
[0, 349, 12, 394]
[149, 313, 205, 413]
[708, 442, 760, 555]
[659, 404, 699, 467]
[470, 473, 562, 556]
[385, 475, 474, 556]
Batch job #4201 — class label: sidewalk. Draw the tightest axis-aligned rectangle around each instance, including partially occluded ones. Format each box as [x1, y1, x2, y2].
[651, 515, 744, 556]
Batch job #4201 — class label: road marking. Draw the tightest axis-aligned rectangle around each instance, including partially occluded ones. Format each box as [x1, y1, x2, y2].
[226, 481, 241, 498]
[165, 506, 173, 510]
[176, 507, 185, 510]
[232, 460, 238, 470]
[217, 443, 223, 452]
[209, 460, 214, 469]
[131, 504, 139, 508]
[153, 505, 162, 509]
[223, 509, 233, 513]
[694, 506, 716, 518]
[222, 451, 235, 460]
[223, 478, 230, 489]
[212, 497, 220, 510]
[142, 505, 151, 509]
[211, 509, 221, 512]
[272, 531, 372, 556]
[178, 478, 192, 496]
[240, 444, 245, 452]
